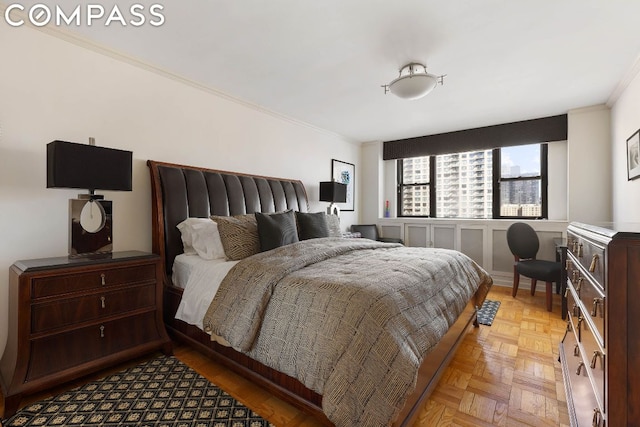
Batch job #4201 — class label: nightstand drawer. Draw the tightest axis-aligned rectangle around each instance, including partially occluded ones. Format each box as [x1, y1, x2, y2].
[31, 284, 156, 334]
[31, 264, 156, 298]
[27, 311, 160, 381]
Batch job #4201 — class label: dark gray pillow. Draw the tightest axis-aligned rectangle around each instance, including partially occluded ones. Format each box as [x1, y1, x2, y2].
[255, 210, 299, 252]
[295, 211, 330, 240]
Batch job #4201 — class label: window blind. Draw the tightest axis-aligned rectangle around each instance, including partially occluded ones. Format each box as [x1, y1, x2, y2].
[383, 114, 567, 160]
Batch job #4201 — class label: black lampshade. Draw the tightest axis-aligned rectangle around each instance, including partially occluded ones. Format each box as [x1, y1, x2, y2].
[319, 181, 347, 203]
[47, 140, 132, 192]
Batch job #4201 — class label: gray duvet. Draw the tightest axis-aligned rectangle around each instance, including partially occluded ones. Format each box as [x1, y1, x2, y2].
[203, 237, 492, 426]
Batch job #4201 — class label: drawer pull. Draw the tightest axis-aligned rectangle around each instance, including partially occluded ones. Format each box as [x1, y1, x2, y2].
[589, 254, 599, 273]
[564, 287, 569, 298]
[575, 277, 584, 292]
[572, 270, 580, 282]
[572, 241, 579, 253]
[577, 243, 583, 257]
[566, 259, 573, 270]
[592, 408, 602, 427]
[576, 361, 585, 375]
[99, 325, 105, 338]
[100, 296, 106, 309]
[573, 343, 580, 357]
[100, 273, 106, 286]
[572, 304, 580, 317]
[590, 350, 603, 369]
[591, 298, 603, 317]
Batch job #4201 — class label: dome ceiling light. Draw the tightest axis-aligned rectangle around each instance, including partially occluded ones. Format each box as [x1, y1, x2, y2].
[382, 62, 445, 100]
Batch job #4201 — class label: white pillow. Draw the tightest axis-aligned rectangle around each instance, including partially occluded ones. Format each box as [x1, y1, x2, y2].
[176, 218, 226, 260]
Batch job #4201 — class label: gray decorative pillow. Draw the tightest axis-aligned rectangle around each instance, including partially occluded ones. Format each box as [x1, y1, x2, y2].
[210, 214, 260, 260]
[255, 210, 299, 252]
[295, 211, 329, 240]
[325, 214, 342, 237]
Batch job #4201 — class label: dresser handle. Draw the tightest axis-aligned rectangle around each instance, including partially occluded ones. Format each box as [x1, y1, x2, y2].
[592, 408, 602, 427]
[576, 361, 585, 375]
[591, 298, 603, 317]
[100, 296, 106, 309]
[590, 350, 603, 369]
[577, 243, 583, 257]
[575, 277, 584, 292]
[589, 254, 599, 272]
[100, 273, 106, 286]
[572, 270, 580, 282]
[572, 304, 580, 317]
[566, 259, 573, 270]
[573, 343, 580, 357]
[572, 241, 578, 253]
[99, 325, 105, 338]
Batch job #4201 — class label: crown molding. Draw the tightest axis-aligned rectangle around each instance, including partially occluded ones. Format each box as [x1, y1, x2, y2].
[607, 54, 640, 107]
[0, 2, 359, 145]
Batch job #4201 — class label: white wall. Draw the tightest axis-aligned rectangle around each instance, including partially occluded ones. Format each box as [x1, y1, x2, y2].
[611, 62, 640, 223]
[0, 25, 359, 356]
[567, 105, 612, 223]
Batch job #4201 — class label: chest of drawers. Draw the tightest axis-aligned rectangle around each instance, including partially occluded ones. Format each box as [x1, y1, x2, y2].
[559, 222, 640, 427]
[0, 251, 172, 417]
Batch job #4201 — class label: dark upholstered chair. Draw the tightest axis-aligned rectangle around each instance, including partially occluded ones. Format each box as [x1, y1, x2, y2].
[350, 224, 403, 244]
[506, 222, 561, 311]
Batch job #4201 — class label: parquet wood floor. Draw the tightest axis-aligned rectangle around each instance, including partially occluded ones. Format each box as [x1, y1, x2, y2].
[1, 285, 570, 427]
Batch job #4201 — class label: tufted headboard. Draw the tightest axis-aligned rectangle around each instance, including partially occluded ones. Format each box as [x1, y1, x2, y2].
[147, 160, 309, 277]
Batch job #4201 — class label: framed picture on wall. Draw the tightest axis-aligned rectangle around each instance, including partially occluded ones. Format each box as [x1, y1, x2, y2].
[331, 159, 355, 211]
[627, 129, 640, 180]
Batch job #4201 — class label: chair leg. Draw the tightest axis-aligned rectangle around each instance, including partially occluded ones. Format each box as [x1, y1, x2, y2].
[530, 279, 537, 296]
[546, 282, 552, 311]
[512, 266, 520, 297]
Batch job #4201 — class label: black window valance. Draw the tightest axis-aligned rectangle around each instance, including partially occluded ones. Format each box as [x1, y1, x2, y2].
[383, 114, 567, 160]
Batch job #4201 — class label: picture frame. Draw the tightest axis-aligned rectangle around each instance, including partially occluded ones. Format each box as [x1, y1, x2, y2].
[627, 129, 640, 180]
[331, 159, 355, 211]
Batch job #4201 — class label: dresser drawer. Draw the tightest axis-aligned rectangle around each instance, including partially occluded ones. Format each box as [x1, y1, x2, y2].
[26, 311, 160, 381]
[561, 328, 604, 427]
[567, 230, 606, 290]
[31, 264, 156, 299]
[575, 274, 605, 346]
[581, 319, 605, 410]
[31, 284, 156, 334]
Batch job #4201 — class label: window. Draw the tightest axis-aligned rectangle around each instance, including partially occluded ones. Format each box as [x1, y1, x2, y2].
[494, 144, 547, 219]
[399, 157, 433, 216]
[398, 143, 547, 219]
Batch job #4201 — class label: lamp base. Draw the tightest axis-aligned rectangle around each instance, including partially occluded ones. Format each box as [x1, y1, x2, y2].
[326, 203, 341, 216]
[69, 195, 113, 258]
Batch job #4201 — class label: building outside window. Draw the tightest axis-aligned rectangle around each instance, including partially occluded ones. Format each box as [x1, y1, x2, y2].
[399, 143, 546, 219]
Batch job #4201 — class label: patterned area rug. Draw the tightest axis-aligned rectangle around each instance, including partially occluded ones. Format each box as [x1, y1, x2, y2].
[2, 355, 274, 427]
[476, 299, 501, 326]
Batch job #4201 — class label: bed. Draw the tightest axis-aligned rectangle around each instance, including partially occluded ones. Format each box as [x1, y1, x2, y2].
[147, 160, 492, 426]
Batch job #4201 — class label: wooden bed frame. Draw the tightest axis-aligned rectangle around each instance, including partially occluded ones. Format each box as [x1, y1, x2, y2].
[148, 160, 486, 426]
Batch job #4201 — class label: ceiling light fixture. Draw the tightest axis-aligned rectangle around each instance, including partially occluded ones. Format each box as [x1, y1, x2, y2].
[382, 62, 445, 100]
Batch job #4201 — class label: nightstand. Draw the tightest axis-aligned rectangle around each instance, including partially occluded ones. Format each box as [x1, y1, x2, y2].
[0, 251, 172, 417]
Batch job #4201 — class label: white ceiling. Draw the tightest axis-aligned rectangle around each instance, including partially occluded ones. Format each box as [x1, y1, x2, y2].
[13, 0, 640, 142]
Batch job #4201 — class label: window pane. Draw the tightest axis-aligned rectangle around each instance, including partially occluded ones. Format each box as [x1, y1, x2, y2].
[500, 179, 541, 217]
[401, 185, 430, 216]
[402, 157, 430, 185]
[435, 150, 492, 219]
[501, 144, 540, 178]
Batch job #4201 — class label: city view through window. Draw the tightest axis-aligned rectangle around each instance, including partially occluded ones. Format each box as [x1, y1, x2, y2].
[400, 144, 543, 218]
